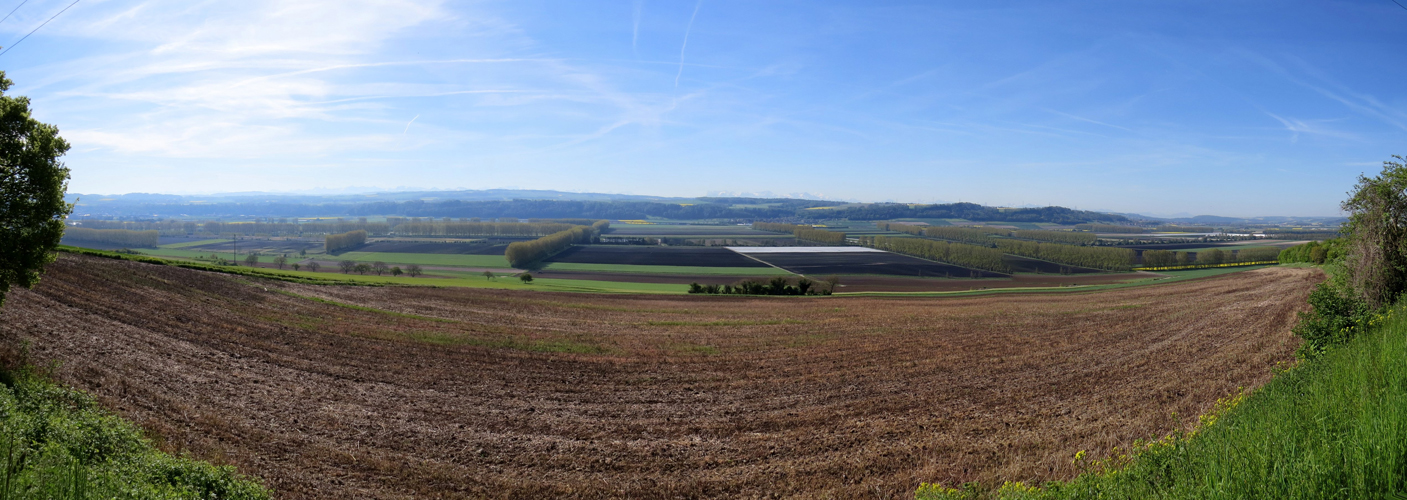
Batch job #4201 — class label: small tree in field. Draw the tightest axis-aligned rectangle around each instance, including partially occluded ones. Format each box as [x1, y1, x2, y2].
[406, 264, 423, 277]
[519, 273, 533, 284]
[354, 263, 371, 275]
[372, 261, 388, 275]
[483, 270, 495, 280]
[306, 261, 320, 272]
[273, 255, 287, 269]
[339, 260, 356, 273]
[391, 266, 403, 276]
[244, 254, 259, 266]
[292, 263, 301, 271]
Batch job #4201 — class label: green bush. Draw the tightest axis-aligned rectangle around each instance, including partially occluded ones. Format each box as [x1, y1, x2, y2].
[0, 367, 269, 499]
[1292, 280, 1370, 359]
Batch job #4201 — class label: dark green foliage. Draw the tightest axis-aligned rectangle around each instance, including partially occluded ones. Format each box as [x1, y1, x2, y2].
[1292, 281, 1370, 359]
[688, 277, 830, 296]
[1280, 240, 1344, 264]
[1342, 155, 1407, 309]
[61, 228, 159, 248]
[0, 364, 269, 499]
[0, 72, 72, 308]
[794, 228, 845, 244]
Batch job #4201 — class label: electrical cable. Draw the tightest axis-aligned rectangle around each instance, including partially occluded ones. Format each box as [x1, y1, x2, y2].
[0, 0, 31, 26]
[0, 0, 79, 58]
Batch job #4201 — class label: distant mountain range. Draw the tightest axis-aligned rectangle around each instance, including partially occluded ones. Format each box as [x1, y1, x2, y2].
[63, 189, 1341, 226]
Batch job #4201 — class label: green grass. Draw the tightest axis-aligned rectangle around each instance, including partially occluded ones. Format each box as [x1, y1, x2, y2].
[540, 262, 792, 275]
[0, 365, 269, 499]
[156, 238, 227, 249]
[918, 301, 1407, 500]
[334, 251, 512, 268]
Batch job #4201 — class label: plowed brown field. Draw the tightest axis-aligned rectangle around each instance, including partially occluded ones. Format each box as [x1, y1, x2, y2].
[0, 254, 1321, 499]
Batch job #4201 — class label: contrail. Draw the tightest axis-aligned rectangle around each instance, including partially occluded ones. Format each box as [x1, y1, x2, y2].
[675, 0, 702, 87]
[402, 114, 419, 135]
[632, 0, 644, 49]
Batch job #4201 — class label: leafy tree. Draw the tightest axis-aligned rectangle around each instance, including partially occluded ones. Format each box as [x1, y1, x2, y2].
[339, 260, 356, 274]
[353, 263, 371, 275]
[372, 261, 388, 275]
[406, 264, 422, 277]
[1342, 155, 1407, 309]
[519, 273, 533, 284]
[273, 255, 288, 269]
[391, 266, 402, 276]
[244, 254, 259, 266]
[306, 261, 320, 272]
[0, 72, 71, 308]
[291, 263, 301, 271]
[482, 270, 494, 280]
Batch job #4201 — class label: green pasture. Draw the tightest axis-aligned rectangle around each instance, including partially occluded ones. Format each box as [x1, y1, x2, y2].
[539, 262, 793, 275]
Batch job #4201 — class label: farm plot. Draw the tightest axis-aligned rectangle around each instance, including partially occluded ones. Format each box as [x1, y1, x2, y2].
[606, 224, 783, 237]
[1003, 254, 1104, 274]
[182, 238, 323, 254]
[0, 254, 1319, 498]
[738, 248, 1007, 277]
[358, 241, 508, 255]
[545, 245, 769, 267]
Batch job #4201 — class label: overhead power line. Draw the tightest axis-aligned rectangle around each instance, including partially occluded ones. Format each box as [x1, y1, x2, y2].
[0, 0, 32, 26]
[0, 0, 80, 58]
[1393, 0, 1407, 11]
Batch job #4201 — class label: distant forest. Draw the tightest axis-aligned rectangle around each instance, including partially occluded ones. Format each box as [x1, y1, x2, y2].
[72, 197, 1128, 224]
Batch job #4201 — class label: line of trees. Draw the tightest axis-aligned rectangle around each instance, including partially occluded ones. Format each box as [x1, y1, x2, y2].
[203, 220, 391, 237]
[921, 226, 1002, 246]
[1279, 240, 1344, 264]
[995, 239, 1135, 271]
[859, 235, 1011, 273]
[1263, 230, 1342, 240]
[324, 229, 367, 254]
[1140, 247, 1282, 268]
[1010, 229, 1096, 245]
[61, 227, 159, 247]
[1075, 223, 1145, 234]
[504, 221, 609, 267]
[393, 221, 580, 237]
[795, 227, 846, 244]
[688, 276, 835, 295]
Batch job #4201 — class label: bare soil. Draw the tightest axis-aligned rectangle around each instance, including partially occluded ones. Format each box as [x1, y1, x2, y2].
[0, 254, 1321, 499]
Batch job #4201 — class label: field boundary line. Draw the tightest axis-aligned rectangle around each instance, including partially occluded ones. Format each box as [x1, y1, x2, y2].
[727, 250, 799, 276]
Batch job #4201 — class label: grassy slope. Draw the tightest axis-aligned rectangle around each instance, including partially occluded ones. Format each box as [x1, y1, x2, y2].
[0, 367, 268, 499]
[920, 300, 1407, 499]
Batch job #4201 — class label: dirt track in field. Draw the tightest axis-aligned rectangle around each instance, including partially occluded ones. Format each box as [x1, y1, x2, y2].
[0, 254, 1321, 499]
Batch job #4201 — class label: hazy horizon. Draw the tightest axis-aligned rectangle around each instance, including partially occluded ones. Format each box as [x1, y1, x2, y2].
[7, 0, 1404, 217]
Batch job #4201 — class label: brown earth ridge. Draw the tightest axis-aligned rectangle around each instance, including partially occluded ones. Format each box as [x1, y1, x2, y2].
[0, 254, 1321, 499]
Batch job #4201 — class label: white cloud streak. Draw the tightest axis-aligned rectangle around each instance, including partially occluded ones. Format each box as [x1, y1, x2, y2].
[675, 0, 701, 88]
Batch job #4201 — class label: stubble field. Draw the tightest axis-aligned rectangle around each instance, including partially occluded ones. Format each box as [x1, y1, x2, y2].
[0, 254, 1320, 499]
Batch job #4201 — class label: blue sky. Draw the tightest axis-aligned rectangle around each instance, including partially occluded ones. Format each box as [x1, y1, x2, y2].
[6, 0, 1406, 216]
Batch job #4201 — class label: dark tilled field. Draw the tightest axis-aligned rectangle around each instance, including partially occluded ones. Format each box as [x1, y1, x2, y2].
[358, 241, 509, 255]
[0, 255, 1320, 499]
[545, 245, 768, 267]
[1003, 255, 1104, 274]
[749, 251, 1008, 278]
